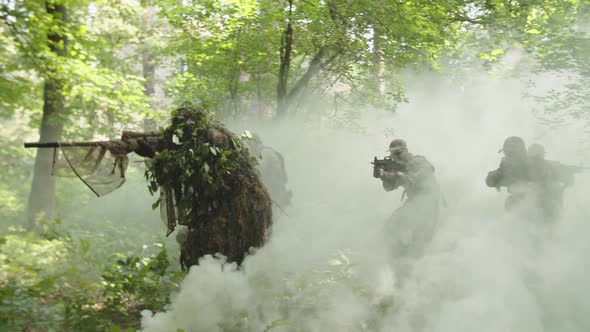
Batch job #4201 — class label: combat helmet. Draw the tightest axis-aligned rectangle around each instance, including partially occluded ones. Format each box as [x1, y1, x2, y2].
[528, 143, 545, 159]
[388, 139, 407, 152]
[499, 136, 526, 157]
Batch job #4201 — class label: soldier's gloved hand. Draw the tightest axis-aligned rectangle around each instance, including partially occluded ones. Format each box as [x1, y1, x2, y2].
[376, 168, 385, 178]
[134, 139, 156, 158]
[485, 170, 500, 188]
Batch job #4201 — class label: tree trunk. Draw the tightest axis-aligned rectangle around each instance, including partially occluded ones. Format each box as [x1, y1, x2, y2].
[27, 2, 67, 229]
[373, 26, 385, 96]
[276, 0, 344, 118]
[142, 0, 158, 131]
[228, 30, 242, 117]
[286, 49, 325, 102]
[276, 0, 293, 118]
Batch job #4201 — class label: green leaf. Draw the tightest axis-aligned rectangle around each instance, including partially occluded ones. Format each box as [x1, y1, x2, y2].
[241, 130, 253, 139]
[108, 326, 122, 332]
[478, 53, 492, 60]
[149, 180, 159, 193]
[490, 49, 504, 56]
[152, 198, 161, 210]
[79, 239, 91, 254]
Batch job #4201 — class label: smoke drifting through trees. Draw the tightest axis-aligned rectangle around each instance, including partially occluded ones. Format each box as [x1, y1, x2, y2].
[140, 68, 590, 331]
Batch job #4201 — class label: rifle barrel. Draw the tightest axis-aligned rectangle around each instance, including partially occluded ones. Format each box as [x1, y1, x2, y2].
[24, 142, 102, 148]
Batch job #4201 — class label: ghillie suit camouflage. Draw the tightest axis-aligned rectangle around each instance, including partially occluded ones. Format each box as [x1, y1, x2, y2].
[145, 108, 273, 269]
[25, 107, 273, 269]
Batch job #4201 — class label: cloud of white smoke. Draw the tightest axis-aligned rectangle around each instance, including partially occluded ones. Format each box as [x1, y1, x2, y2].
[140, 68, 590, 332]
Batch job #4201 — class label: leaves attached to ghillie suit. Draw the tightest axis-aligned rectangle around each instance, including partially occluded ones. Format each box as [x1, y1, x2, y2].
[145, 108, 272, 269]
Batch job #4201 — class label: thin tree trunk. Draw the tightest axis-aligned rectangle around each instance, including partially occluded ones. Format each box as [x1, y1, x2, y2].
[286, 48, 325, 102]
[142, 0, 157, 131]
[27, 1, 67, 229]
[228, 29, 242, 117]
[276, 0, 345, 118]
[373, 26, 385, 96]
[276, 0, 293, 118]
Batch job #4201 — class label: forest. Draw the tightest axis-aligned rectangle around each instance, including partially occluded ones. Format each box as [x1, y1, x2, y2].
[1, 0, 590, 331]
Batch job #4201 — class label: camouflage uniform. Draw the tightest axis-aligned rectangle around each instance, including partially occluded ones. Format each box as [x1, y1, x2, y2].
[377, 139, 440, 262]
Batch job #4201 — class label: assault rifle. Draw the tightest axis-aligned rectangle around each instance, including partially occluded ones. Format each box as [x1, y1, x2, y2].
[371, 156, 407, 178]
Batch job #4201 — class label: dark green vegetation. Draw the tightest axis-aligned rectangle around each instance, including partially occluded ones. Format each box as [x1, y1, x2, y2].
[1, 0, 589, 330]
[0, 219, 184, 331]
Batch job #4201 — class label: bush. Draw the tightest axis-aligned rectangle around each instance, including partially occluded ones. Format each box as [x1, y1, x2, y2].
[0, 224, 184, 331]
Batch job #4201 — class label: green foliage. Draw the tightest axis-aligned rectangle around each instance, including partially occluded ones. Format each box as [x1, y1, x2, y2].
[0, 223, 183, 331]
[0, 115, 38, 231]
[0, 227, 81, 331]
[0, 278, 65, 331]
[0, 1, 153, 139]
[145, 108, 247, 221]
[0, 24, 41, 114]
[161, 0, 274, 112]
[159, 0, 473, 116]
[100, 243, 179, 313]
[489, 0, 590, 121]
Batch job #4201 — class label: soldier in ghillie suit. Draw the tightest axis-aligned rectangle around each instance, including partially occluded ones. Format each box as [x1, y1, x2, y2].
[24, 107, 273, 269]
[373, 139, 440, 276]
[247, 133, 292, 213]
[143, 108, 273, 269]
[486, 136, 530, 211]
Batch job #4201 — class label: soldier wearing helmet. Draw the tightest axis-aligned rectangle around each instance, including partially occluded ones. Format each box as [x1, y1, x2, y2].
[485, 136, 531, 212]
[376, 139, 438, 197]
[374, 138, 440, 279]
[486, 136, 529, 190]
[501, 136, 527, 157]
